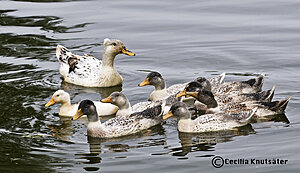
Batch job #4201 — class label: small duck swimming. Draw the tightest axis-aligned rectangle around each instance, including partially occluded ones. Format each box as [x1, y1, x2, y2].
[138, 72, 225, 102]
[185, 90, 291, 117]
[177, 80, 275, 103]
[72, 100, 163, 138]
[214, 74, 265, 95]
[163, 102, 257, 133]
[138, 72, 186, 101]
[56, 38, 135, 87]
[45, 90, 118, 117]
[101, 91, 177, 116]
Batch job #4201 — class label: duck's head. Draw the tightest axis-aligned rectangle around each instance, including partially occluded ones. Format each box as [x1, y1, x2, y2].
[138, 72, 166, 90]
[45, 90, 70, 107]
[163, 102, 191, 120]
[103, 38, 135, 57]
[194, 77, 212, 91]
[176, 81, 204, 98]
[72, 100, 99, 122]
[186, 89, 218, 108]
[101, 92, 130, 109]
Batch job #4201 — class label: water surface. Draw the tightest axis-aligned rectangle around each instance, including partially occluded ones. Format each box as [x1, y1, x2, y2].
[1, 0, 300, 172]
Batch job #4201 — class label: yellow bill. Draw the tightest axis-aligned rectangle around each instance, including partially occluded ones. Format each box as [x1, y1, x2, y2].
[185, 91, 199, 99]
[45, 98, 55, 107]
[101, 96, 113, 103]
[176, 89, 187, 98]
[138, 78, 150, 87]
[122, 48, 135, 56]
[163, 110, 174, 120]
[72, 109, 84, 120]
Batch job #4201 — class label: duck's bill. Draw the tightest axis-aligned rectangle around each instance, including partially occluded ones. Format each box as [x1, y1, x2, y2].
[101, 96, 113, 103]
[138, 78, 150, 87]
[122, 48, 135, 56]
[72, 109, 84, 120]
[176, 89, 187, 98]
[163, 110, 174, 120]
[185, 91, 199, 98]
[45, 98, 55, 107]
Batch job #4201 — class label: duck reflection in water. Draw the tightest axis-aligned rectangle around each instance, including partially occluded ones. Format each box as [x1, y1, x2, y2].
[170, 124, 255, 157]
[61, 81, 122, 99]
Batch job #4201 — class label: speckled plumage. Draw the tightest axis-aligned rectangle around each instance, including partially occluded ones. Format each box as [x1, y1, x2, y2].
[56, 38, 134, 87]
[212, 74, 265, 95]
[165, 102, 256, 133]
[88, 105, 163, 138]
[74, 100, 163, 138]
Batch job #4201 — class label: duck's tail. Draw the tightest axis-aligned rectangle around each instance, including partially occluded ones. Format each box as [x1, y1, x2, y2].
[259, 96, 292, 113]
[271, 96, 292, 112]
[56, 45, 72, 64]
[264, 85, 276, 102]
[209, 72, 226, 86]
[239, 107, 257, 124]
[242, 73, 265, 91]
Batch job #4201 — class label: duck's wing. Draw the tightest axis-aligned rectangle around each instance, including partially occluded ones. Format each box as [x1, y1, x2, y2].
[130, 105, 163, 119]
[56, 45, 101, 77]
[132, 101, 153, 113]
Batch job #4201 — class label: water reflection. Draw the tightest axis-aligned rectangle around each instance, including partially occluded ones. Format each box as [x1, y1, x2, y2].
[169, 124, 255, 157]
[71, 125, 166, 171]
[252, 113, 290, 124]
[60, 81, 122, 99]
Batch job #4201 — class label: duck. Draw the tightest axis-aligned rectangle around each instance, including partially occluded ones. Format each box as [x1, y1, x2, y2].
[185, 89, 291, 117]
[177, 80, 275, 103]
[101, 91, 176, 116]
[163, 102, 257, 133]
[56, 38, 135, 87]
[213, 74, 265, 95]
[138, 72, 186, 101]
[45, 90, 118, 117]
[72, 100, 163, 138]
[137, 72, 225, 102]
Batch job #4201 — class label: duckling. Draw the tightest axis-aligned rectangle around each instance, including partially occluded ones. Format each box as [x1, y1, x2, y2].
[163, 102, 257, 133]
[56, 38, 135, 87]
[214, 74, 265, 95]
[186, 90, 291, 117]
[101, 92, 132, 116]
[45, 90, 118, 117]
[177, 80, 275, 103]
[138, 72, 186, 101]
[72, 100, 163, 138]
[101, 91, 177, 116]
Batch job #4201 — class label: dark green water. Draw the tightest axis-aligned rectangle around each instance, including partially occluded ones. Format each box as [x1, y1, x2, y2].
[1, 0, 300, 172]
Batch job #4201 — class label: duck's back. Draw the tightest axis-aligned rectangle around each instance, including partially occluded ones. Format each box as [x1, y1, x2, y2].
[56, 45, 103, 87]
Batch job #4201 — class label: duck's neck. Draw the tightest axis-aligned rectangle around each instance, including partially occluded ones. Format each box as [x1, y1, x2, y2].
[150, 81, 168, 101]
[60, 99, 72, 109]
[154, 80, 166, 91]
[102, 52, 117, 67]
[116, 101, 132, 116]
[87, 113, 100, 123]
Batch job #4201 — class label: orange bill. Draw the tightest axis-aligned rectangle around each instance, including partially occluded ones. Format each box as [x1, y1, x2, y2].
[163, 110, 174, 120]
[45, 98, 55, 107]
[122, 48, 135, 56]
[101, 96, 113, 103]
[176, 89, 187, 98]
[72, 109, 84, 120]
[138, 78, 150, 87]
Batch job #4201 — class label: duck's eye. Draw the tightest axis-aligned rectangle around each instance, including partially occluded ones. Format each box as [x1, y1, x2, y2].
[112, 43, 117, 46]
[56, 94, 60, 97]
